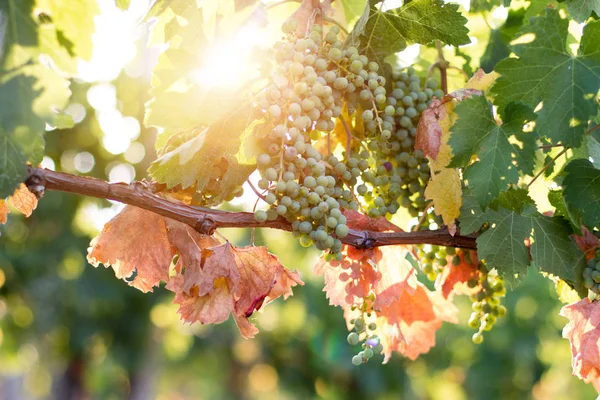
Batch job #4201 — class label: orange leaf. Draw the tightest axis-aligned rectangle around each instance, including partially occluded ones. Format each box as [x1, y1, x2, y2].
[232, 246, 284, 317]
[375, 281, 436, 325]
[0, 200, 8, 224]
[560, 298, 600, 383]
[573, 227, 600, 262]
[263, 267, 304, 306]
[167, 275, 235, 325]
[343, 209, 402, 232]
[436, 251, 480, 298]
[9, 184, 38, 217]
[379, 287, 458, 362]
[87, 206, 176, 292]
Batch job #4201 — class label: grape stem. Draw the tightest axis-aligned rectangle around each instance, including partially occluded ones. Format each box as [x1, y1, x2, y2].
[525, 147, 569, 188]
[24, 167, 478, 249]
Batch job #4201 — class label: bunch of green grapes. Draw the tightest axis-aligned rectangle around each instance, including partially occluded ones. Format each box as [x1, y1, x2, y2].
[468, 265, 507, 344]
[252, 24, 389, 259]
[349, 67, 443, 218]
[416, 244, 451, 281]
[583, 248, 600, 293]
[347, 311, 382, 365]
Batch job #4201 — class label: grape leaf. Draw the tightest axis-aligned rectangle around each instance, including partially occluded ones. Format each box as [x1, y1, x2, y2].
[458, 194, 487, 235]
[148, 102, 258, 197]
[530, 214, 585, 285]
[560, 299, 600, 383]
[0, 200, 8, 224]
[490, 9, 600, 147]
[424, 168, 462, 232]
[36, 0, 99, 61]
[0, 131, 28, 198]
[565, 0, 600, 22]
[563, 159, 600, 229]
[87, 206, 177, 293]
[479, 8, 525, 73]
[475, 207, 532, 285]
[8, 184, 38, 217]
[347, 0, 469, 66]
[436, 250, 480, 298]
[449, 96, 537, 208]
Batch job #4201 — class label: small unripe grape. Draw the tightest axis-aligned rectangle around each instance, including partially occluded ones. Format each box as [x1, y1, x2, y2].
[352, 355, 363, 366]
[254, 210, 267, 222]
[347, 332, 360, 345]
[335, 224, 349, 238]
[472, 332, 484, 344]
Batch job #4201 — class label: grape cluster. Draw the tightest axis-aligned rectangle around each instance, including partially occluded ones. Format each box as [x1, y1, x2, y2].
[468, 264, 507, 344]
[347, 312, 382, 365]
[253, 24, 389, 258]
[582, 248, 600, 293]
[192, 157, 245, 206]
[415, 244, 451, 281]
[351, 68, 443, 218]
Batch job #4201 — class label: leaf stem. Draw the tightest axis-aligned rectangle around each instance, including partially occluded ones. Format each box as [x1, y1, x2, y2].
[526, 147, 569, 188]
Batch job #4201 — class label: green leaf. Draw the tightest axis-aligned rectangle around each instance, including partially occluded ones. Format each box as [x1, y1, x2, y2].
[530, 214, 585, 285]
[479, 8, 525, 72]
[148, 101, 258, 191]
[491, 9, 600, 148]
[493, 187, 537, 214]
[458, 193, 487, 235]
[115, 0, 131, 10]
[449, 95, 536, 208]
[565, 0, 600, 22]
[347, 0, 469, 66]
[588, 132, 600, 169]
[548, 190, 571, 221]
[0, 130, 28, 198]
[476, 207, 532, 286]
[563, 159, 600, 229]
[36, 0, 99, 61]
[341, 0, 367, 25]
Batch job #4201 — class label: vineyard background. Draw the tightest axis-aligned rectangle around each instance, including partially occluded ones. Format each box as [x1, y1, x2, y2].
[0, 0, 599, 398]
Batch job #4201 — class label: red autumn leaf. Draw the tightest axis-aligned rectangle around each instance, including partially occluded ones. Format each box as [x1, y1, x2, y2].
[375, 280, 436, 326]
[560, 298, 600, 384]
[88, 206, 176, 292]
[415, 88, 481, 160]
[167, 243, 303, 338]
[314, 247, 382, 307]
[415, 97, 446, 159]
[165, 219, 221, 277]
[573, 227, 600, 262]
[436, 250, 480, 298]
[233, 246, 285, 317]
[378, 286, 458, 362]
[0, 200, 8, 224]
[9, 184, 38, 217]
[166, 275, 235, 325]
[343, 209, 402, 232]
[263, 267, 304, 306]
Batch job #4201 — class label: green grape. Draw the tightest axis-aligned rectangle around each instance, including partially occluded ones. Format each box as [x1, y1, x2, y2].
[352, 355, 363, 366]
[347, 332, 360, 345]
[254, 210, 268, 222]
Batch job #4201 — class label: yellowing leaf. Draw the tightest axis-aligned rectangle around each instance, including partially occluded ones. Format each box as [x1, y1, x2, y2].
[425, 168, 462, 232]
[0, 199, 9, 224]
[465, 68, 499, 92]
[9, 184, 38, 217]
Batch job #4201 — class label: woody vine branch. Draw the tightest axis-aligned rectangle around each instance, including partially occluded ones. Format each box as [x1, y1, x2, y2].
[24, 166, 478, 250]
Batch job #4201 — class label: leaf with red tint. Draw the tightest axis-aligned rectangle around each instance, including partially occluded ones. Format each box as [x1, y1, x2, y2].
[343, 209, 402, 232]
[167, 275, 234, 325]
[233, 313, 260, 339]
[9, 184, 38, 217]
[560, 298, 600, 383]
[167, 243, 303, 339]
[315, 247, 382, 307]
[283, 0, 319, 36]
[436, 250, 480, 298]
[375, 280, 436, 325]
[415, 97, 446, 159]
[573, 227, 600, 262]
[379, 286, 458, 362]
[263, 267, 304, 306]
[88, 206, 175, 292]
[232, 246, 282, 317]
[0, 200, 8, 224]
[165, 220, 221, 276]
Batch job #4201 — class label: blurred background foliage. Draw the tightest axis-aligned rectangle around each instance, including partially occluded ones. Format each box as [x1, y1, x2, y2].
[0, 0, 597, 399]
